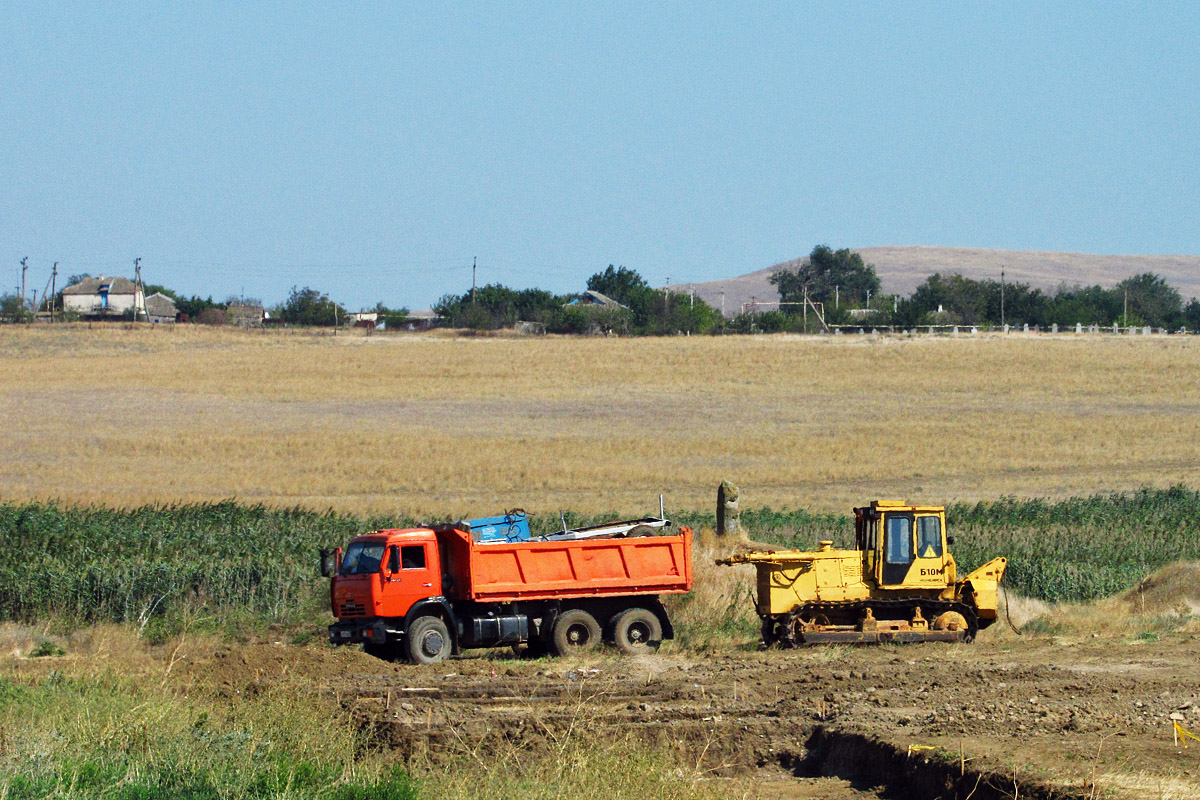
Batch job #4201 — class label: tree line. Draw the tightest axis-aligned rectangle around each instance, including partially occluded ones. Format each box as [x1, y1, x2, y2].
[4, 248, 1199, 332]
[434, 265, 720, 335]
[765, 246, 1200, 332]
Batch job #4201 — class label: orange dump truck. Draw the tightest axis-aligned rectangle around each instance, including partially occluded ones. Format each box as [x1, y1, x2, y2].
[321, 521, 693, 663]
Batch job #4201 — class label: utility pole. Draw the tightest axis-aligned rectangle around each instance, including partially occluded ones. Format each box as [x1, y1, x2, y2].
[50, 262, 57, 321]
[835, 284, 839, 310]
[20, 257, 27, 308]
[1000, 268, 1006, 327]
[471, 257, 477, 306]
[1123, 288, 1128, 328]
[664, 276, 670, 317]
[720, 290, 725, 317]
[133, 257, 144, 321]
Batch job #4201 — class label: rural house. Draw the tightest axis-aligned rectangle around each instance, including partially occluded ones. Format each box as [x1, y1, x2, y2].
[564, 290, 625, 308]
[401, 309, 438, 330]
[61, 276, 144, 318]
[144, 293, 178, 324]
[226, 304, 266, 327]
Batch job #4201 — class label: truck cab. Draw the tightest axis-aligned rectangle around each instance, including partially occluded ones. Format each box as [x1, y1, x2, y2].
[324, 529, 453, 660]
[332, 530, 442, 618]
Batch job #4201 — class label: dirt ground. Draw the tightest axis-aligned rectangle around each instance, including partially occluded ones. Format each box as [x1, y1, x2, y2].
[174, 632, 1200, 799]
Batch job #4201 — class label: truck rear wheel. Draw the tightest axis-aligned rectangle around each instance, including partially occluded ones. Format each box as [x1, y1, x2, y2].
[406, 616, 451, 665]
[611, 608, 663, 655]
[551, 609, 601, 656]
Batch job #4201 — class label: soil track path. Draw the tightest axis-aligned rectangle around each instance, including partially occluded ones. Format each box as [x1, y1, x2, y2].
[299, 635, 1200, 799]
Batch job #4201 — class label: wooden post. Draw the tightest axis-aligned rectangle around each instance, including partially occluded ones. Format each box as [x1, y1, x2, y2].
[716, 481, 740, 537]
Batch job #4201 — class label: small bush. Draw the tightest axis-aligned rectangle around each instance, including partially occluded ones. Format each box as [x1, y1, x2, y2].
[30, 640, 64, 657]
[1021, 617, 1062, 636]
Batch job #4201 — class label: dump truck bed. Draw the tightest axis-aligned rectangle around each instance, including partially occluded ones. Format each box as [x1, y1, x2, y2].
[438, 526, 693, 603]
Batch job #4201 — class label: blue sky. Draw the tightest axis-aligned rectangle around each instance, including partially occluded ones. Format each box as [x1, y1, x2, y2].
[3, 4, 1198, 311]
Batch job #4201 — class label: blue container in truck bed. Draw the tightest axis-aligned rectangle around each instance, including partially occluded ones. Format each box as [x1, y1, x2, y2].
[461, 510, 531, 543]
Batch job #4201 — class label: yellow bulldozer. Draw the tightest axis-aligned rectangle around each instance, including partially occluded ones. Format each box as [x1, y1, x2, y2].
[718, 500, 1007, 645]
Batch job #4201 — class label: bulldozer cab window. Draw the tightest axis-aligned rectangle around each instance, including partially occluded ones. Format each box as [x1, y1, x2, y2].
[881, 515, 913, 585]
[916, 516, 942, 558]
[884, 516, 912, 564]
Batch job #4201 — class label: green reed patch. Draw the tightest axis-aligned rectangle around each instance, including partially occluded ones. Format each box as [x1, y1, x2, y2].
[2, 488, 1199, 632]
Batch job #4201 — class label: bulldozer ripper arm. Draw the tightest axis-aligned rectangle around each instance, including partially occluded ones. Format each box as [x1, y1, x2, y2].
[716, 551, 817, 567]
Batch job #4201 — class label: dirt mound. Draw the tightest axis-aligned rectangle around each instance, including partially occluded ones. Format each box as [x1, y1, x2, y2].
[178, 642, 398, 695]
[1120, 561, 1200, 615]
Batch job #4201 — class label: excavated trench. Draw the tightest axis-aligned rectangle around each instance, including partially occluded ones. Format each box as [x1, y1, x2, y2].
[357, 695, 1083, 800]
[789, 727, 1086, 800]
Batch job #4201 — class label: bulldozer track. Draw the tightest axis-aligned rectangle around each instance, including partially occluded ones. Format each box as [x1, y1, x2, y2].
[770, 597, 978, 646]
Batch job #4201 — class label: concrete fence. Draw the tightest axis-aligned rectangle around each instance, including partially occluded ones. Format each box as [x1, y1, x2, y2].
[825, 324, 1188, 336]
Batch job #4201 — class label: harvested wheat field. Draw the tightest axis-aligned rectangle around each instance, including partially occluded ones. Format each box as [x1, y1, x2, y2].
[2, 324, 1199, 516]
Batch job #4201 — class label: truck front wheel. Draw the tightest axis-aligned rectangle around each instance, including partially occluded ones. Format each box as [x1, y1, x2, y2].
[406, 616, 451, 665]
[611, 608, 663, 655]
[551, 609, 601, 656]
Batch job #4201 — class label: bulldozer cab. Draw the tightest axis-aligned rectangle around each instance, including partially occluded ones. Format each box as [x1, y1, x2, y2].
[856, 501, 954, 590]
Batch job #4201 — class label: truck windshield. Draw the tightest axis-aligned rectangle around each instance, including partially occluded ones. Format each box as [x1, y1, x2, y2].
[341, 542, 385, 575]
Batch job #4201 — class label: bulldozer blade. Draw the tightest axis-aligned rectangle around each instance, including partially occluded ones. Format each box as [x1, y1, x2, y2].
[799, 629, 967, 645]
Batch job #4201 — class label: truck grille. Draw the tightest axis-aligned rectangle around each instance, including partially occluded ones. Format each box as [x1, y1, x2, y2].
[339, 600, 367, 617]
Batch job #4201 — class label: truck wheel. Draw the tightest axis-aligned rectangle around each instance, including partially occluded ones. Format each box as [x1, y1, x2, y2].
[406, 616, 451, 665]
[551, 610, 601, 656]
[611, 608, 663, 655]
[626, 525, 657, 538]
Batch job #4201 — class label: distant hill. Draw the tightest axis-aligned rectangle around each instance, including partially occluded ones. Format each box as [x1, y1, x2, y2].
[668, 246, 1200, 316]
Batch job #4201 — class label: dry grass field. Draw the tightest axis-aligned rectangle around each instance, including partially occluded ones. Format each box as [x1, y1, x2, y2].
[2, 324, 1198, 517]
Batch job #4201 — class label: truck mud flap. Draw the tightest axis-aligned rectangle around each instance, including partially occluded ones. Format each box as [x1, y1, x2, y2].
[799, 630, 967, 644]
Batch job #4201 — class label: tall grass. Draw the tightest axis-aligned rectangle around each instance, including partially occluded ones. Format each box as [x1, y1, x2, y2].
[2, 490, 1198, 633]
[0, 502, 413, 629]
[948, 486, 1200, 602]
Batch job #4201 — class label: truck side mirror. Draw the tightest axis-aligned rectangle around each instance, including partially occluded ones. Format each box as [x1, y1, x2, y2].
[386, 545, 400, 575]
[319, 547, 340, 578]
[946, 536, 955, 546]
